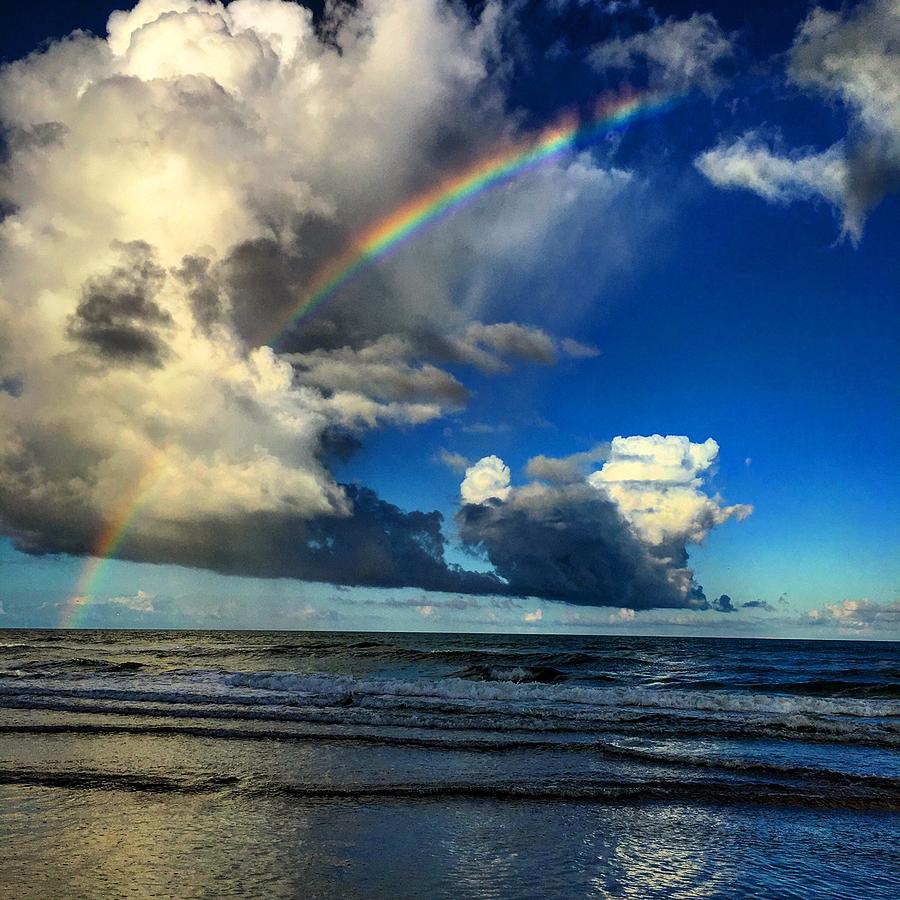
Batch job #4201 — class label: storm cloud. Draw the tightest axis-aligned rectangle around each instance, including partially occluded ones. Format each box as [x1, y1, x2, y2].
[458, 483, 705, 610]
[0, 0, 648, 601]
[0, 1, 753, 611]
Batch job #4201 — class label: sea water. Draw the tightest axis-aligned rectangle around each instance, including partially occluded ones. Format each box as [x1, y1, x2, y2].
[0, 630, 897, 897]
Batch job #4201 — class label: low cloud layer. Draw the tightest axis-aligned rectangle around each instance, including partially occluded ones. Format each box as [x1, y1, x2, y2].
[697, 0, 900, 242]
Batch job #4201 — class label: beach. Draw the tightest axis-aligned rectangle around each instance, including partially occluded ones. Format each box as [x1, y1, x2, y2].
[1, 630, 898, 897]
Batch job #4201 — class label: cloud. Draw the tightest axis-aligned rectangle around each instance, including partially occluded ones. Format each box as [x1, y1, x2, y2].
[742, 598, 775, 612]
[523, 607, 543, 622]
[696, 135, 849, 210]
[435, 448, 470, 473]
[66, 241, 173, 367]
[460, 455, 511, 505]
[458, 436, 750, 610]
[711, 593, 735, 613]
[0, 0, 631, 593]
[560, 337, 601, 359]
[697, 0, 900, 241]
[589, 12, 734, 93]
[588, 434, 752, 547]
[458, 481, 705, 610]
[608, 606, 635, 623]
[525, 444, 609, 484]
[105, 589, 155, 613]
[804, 598, 900, 632]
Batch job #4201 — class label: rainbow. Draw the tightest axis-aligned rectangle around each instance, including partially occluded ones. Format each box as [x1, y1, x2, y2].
[59, 451, 169, 628]
[61, 88, 680, 626]
[265, 88, 680, 345]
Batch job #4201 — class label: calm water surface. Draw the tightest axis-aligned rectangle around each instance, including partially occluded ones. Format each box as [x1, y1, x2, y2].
[0, 630, 897, 897]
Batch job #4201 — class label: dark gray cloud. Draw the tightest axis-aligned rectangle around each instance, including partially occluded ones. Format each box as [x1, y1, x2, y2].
[66, 241, 171, 366]
[711, 594, 736, 613]
[456, 484, 707, 610]
[742, 599, 775, 612]
[286, 341, 470, 407]
[173, 255, 223, 334]
[4, 482, 503, 596]
[0, 376, 22, 397]
[525, 444, 610, 484]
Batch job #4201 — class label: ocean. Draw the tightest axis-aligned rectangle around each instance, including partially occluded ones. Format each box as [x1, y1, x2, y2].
[0, 630, 897, 898]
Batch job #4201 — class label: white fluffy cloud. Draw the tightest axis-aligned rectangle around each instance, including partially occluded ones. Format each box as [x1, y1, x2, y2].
[588, 434, 752, 546]
[461, 455, 512, 505]
[0, 0, 632, 577]
[696, 136, 849, 208]
[696, 0, 900, 241]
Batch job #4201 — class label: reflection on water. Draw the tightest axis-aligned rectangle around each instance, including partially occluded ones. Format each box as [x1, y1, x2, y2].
[2, 786, 899, 898]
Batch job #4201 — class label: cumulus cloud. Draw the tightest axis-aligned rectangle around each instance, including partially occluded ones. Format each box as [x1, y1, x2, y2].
[697, 0, 900, 241]
[710, 593, 735, 613]
[589, 12, 734, 93]
[460, 455, 511, 505]
[588, 434, 752, 547]
[0, 0, 636, 593]
[804, 598, 900, 632]
[458, 481, 704, 610]
[458, 436, 749, 610]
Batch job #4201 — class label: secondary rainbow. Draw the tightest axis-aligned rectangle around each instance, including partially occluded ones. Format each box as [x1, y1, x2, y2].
[266, 88, 680, 346]
[61, 89, 680, 625]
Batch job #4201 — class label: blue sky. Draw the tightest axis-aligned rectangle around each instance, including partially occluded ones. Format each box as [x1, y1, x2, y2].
[0, 0, 896, 636]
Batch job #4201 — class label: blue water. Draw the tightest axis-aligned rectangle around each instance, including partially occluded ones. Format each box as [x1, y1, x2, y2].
[0, 630, 897, 897]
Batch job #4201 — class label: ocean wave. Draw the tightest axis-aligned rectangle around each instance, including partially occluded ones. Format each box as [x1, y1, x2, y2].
[216, 671, 900, 719]
[2, 718, 898, 790]
[0, 658, 148, 677]
[3, 669, 899, 719]
[744, 679, 900, 699]
[2, 669, 899, 749]
[1, 766, 896, 810]
[453, 665, 569, 684]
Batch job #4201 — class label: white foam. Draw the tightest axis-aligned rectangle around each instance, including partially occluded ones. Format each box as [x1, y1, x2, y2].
[220, 671, 900, 719]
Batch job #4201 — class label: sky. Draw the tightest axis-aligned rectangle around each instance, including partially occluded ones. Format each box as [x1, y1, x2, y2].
[0, 0, 897, 637]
